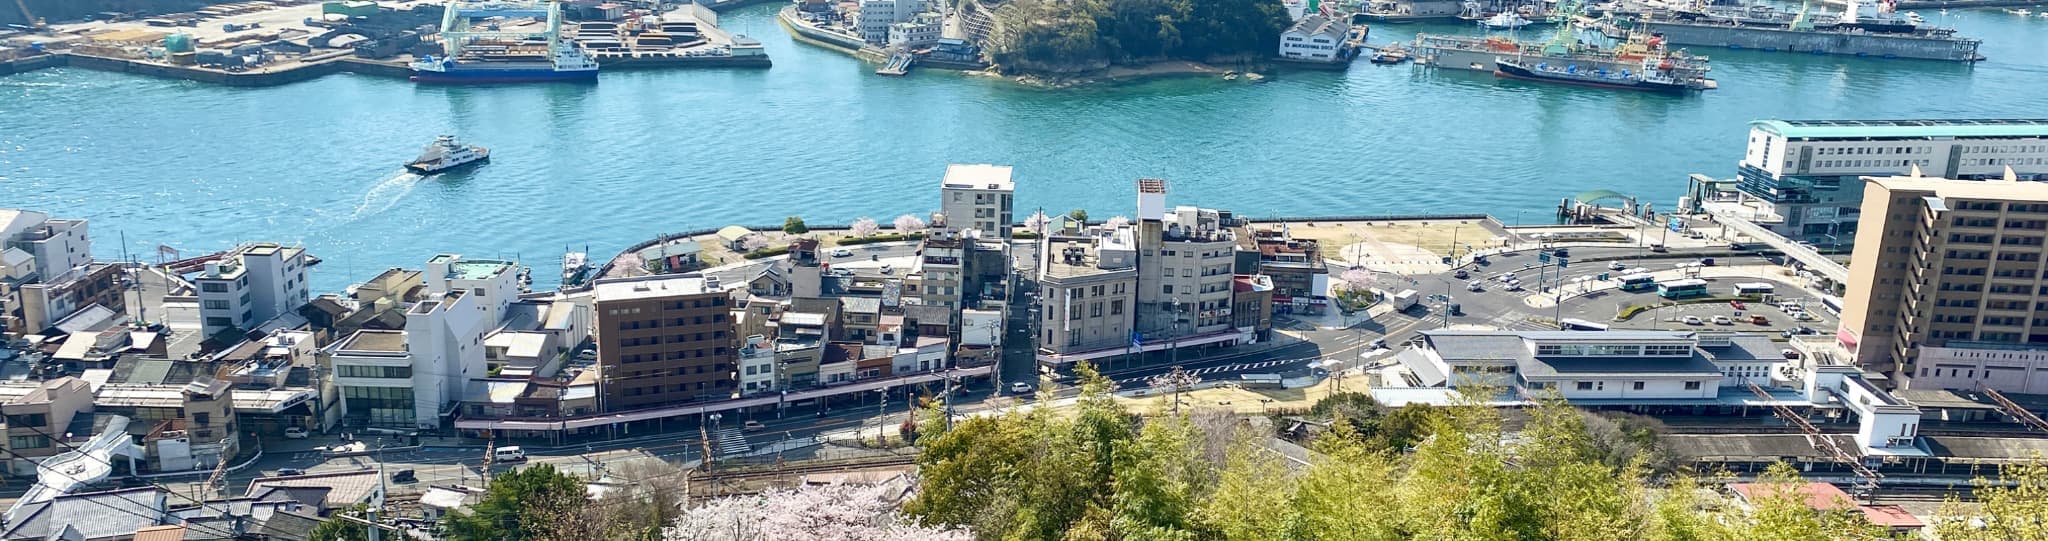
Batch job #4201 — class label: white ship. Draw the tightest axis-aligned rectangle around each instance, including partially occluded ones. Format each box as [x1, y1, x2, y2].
[406, 135, 491, 174]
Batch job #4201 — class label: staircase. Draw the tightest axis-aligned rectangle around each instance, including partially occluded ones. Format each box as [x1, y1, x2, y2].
[710, 428, 752, 457]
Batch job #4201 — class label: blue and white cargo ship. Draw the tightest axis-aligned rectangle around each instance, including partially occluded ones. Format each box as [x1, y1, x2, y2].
[409, 41, 599, 84]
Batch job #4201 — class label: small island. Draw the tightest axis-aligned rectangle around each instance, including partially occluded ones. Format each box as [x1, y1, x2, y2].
[984, 0, 1296, 83]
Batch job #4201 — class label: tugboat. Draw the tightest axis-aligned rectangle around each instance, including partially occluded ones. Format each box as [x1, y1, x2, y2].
[406, 135, 490, 174]
[1371, 43, 1412, 64]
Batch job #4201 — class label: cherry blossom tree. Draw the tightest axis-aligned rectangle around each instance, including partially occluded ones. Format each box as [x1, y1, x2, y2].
[1024, 210, 1051, 234]
[893, 214, 928, 233]
[850, 217, 880, 238]
[1339, 267, 1376, 291]
[741, 234, 770, 252]
[665, 483, 970, 541]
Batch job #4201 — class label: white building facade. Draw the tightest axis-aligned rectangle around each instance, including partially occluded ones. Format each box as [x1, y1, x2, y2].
[195, 243, 310, 336]
[939, 163, 1015, 241]
[1278, 14, 1348, 62]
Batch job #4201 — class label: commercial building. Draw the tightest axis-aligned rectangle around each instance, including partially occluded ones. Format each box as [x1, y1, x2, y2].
[423, 254, 521, 330]
[939, 163, 1015, 241]
[1248, 226, 1331, 315]
[0, 378, 96, 475]
[855, 0, 922, 43]
[1718, 119, 2048, 243]
[1397, 330, 1777, 398]
[887, 12, 943, 48]
[326, 288, 486, 429]
[1840, 173, 2048, 392]
[194, 243, 311, 336]
[1278, 14, 1349, 62]
[12, 263, 125, 336]
[1036, 225, 1140, 362]
[1135, 179, 1241, 344]
[592, 274, 737, 411]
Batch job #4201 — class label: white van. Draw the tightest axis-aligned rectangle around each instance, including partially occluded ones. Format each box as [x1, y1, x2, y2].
[492, 446, 527, 463]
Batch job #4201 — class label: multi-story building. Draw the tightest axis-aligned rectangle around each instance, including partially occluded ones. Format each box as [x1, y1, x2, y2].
[856, 0, 922, 43]
[195, 243, 310, 336]
[0, 377, 95, 475]
[1720, 119, 2048, 243]
[13, 263, 125, 335]
[0, 209, 91, 281]
[1278, 14, 1349, 62]
[95, 378, 240, 472]
[1249, 226, 1331, 315]
[1135, 180, 1240, 342]
[1841, 174, 2048, 392]
[423, 254, 521, 330]
[940, 163, 1015, 241]
[326, 288, 486, 429]
[593, 274, 737, 411]
[1036, 224, 1140, 364]
[913, 231, 968, 312]
[888, 12, 943, 48]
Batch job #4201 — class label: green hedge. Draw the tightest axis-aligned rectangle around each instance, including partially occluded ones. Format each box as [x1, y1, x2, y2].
[837, 232, 927, 246]
[1012, 231, 1040, 240]
[743, 246, 792, 260]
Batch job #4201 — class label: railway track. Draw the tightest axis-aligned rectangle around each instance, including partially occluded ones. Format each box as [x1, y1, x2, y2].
[692, 455, 918, 482]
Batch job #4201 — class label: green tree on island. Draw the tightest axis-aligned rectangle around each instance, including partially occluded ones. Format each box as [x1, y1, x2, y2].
[988, 0, 1294, 73]
[783, 216, 809, 235]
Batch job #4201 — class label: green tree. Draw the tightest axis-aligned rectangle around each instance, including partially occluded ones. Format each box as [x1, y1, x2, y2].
[442, 463, 587, 541]
[1200, 428, 1294, 541]
[1069, 209, 1090, 222]
[1109, 414, 1213, 540]
[1935, 458, 2048, 541]
[308, 504, 371, 541]
[1371, 403, 1436, 453]
[782, 216, 809, 235]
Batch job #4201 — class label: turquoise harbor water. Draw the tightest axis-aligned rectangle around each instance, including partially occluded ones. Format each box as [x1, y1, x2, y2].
[3, 5, 2046, 290]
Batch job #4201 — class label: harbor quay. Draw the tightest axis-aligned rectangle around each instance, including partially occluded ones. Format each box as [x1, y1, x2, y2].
[0, 0, 769, 88]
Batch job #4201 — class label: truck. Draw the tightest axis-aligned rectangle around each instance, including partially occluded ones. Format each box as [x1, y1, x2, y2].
[1391, 289, 1419, 311]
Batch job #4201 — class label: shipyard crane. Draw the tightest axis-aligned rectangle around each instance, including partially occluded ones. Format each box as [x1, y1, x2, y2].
[11, 0, 47, 32]
[1541, 0, 1586, 56]
[435, 0, 567, 58]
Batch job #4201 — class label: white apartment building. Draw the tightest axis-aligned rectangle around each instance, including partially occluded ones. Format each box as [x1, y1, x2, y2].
[939, 163, 1015, 241]
[738, 335, 776, 396]
[1278, 14, 1348, 62]
[888, 13, 943, 48]
[856, 0, 921, 43]
[424, 254, 521, 329]
[327, 289, 486, 429]
[0, 209, 91, 281]
[1719, 119, 2048, 243]
[195, 243, 310, 336]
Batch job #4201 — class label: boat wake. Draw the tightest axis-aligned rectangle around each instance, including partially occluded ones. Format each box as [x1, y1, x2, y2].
[351, 171, 423, 220]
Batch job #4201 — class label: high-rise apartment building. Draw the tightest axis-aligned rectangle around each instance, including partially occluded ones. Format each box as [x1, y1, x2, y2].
[195, 243, 310, 336]
[1841, 174, 2048, 393]
[593, 274, 737, 411]
[1134, 179, 1240, 341]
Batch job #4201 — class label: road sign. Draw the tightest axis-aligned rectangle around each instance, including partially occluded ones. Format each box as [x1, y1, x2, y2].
[1538, 253, 1552, 263]
[1557, 257, 1569, 268]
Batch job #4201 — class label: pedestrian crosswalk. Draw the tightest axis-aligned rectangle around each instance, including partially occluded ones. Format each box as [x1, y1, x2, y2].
[1113, 359, 1300, 385]
[711, 428, 751, 457]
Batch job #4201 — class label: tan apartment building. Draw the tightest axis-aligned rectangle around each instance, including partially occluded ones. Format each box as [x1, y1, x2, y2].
[939, 163, 1014, 241]
[593, 274, 737, 411]
[1134, 180, 1240, 339]
[1, 377, 95, 475]
[1841, 174, 2048, 392]
[1037, 225, 1139, 362]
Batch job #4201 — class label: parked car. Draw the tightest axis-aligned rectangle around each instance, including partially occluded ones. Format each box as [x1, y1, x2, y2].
[1683, 316, 1704, 325]
[1730, 300, 1746, 311]
[392, 469, 418, 484]
[1712, 315, 1733, 325]
[283, 427, 308, 439]
[879, 264, 894, 274]
[277, 468, 306, 476]
[743, 420, 765, 432]
[1751, 315, 1769, 325]
[829, 248, 852, 258]
[1010, 382, 1036, 394]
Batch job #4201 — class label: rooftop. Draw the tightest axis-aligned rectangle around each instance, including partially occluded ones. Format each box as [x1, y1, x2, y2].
[434, 254, 516, 281]
[1137, 178, 1168, 194]
[246, 469, 383, 512]
[336, 330, 408, 353]
[593, 274, 714, 301]
[1865, 174, 2048, 201]
[941, 163, 1014, 191]
[1753, 118, 2048, 140]
[1728, 482, 1855, 511]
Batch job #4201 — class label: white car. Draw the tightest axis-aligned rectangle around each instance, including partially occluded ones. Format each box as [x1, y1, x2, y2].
[1712, 315, 1734, 325]
[1683, 316, 1703, 325]
[283, 427, 309, 439]
[880, 264, 894, 274]
[1608, 261, 1626, 271]
[1010, 382, 1036, 394]
[1467, 281, 1484, 292]
[829, 248, 852, 257]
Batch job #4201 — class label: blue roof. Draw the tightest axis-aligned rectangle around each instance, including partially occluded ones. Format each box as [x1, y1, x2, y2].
[1752, 119, 2048, 140]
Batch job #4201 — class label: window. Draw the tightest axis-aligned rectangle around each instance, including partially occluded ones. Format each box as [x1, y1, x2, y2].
[1684, 381, 1702, 390]
[337, 365, 413, 378]
[1575, 381, 1594, 390]
[205, 317, 233, 327]
[201, 282, 228, 293]
[8, 435, 49, 450]
[1111, 300, 1125, 315]
[194, 412, 211, 426]
[202, 300, 231, 310]
[1632, 381, 1645, 391]
[7, 414, 46, 427]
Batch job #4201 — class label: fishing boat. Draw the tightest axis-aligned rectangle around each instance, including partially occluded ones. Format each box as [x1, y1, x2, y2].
[1482, 11, 1533, 29]
[562, 251, 592, 287]
[406, 135, 490, 174]
[2005, 8, 2032, 16]
[1493, 56, 1699, 93]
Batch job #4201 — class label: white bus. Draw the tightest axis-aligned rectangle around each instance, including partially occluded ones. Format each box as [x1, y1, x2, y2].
[1559, 318, 1610, 331]
[1732, 283, 1776, 296]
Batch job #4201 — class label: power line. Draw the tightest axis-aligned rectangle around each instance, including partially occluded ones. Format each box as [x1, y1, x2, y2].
[0, 446, 242, 539]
